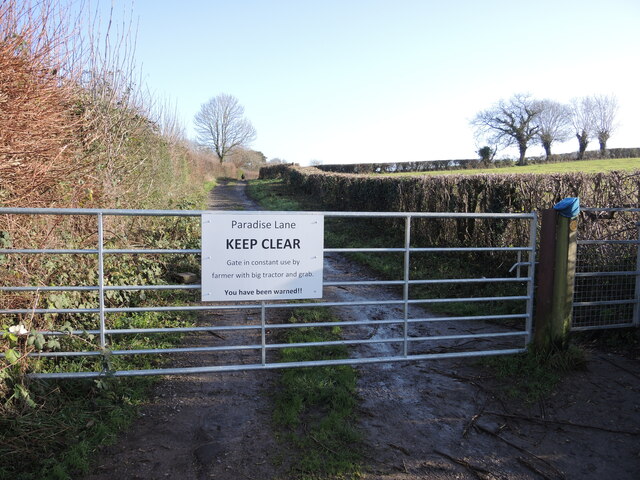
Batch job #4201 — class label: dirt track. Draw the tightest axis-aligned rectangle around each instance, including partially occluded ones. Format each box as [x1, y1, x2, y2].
[83, 180, 640, 479]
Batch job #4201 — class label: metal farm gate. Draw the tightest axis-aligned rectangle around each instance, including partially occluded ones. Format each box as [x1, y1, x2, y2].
[0, 208, 537, 379]
[572, 208, 640, 330]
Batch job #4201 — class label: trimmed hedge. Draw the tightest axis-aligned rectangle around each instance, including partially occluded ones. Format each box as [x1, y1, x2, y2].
[260, 164, 640, 213]
[313, 148, 640, 174]
[259, 164, 640, 247]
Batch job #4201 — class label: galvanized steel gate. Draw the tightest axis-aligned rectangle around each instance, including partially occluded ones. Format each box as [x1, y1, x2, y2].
[0, 208, 537, 379]
[572, 208, 640, 330]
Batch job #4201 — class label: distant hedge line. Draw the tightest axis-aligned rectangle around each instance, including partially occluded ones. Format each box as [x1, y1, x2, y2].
[259, 164, 640, 247]
[314, 148, 640, 174]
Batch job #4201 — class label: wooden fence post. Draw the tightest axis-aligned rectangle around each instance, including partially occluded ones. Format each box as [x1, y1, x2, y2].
[533, 209, 556, 349]
[534, 199, 579, 351]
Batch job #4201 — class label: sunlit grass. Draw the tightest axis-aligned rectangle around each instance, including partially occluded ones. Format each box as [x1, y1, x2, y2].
[391, 157, 640, 176]
[273, 307, 362, 479]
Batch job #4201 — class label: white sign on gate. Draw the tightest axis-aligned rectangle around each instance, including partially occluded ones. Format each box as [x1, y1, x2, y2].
[201, 213, 324, 301]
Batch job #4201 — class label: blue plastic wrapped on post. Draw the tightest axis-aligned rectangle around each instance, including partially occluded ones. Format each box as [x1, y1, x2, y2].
[553, 197, 580, 218]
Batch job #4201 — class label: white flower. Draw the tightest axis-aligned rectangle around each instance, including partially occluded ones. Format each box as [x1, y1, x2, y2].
[8, 324, 28, 335]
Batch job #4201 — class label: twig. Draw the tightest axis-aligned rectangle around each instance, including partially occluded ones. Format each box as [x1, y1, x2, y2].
[598, 354, 640, 380]
[434, 449, 491, 479]
[463, 412, 482, 437]
[309, 434, 342, 458]
[474, 424, 566, 480]
[206, 331, 226, 340]
[538, 398, 547, 419]
[388, 443, 411, 456]
[431, 370, 510, 410]
[484, 411, 639, 435]
[235, 470, 255, 480]
[358, 444, 407, 472]
[517, 456, 554, 480]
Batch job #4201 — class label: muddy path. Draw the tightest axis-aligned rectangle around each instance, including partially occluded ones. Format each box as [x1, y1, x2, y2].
[324, 253, 640, 479]
[83, 180, 288, 480]
[84, 180, 640, 479]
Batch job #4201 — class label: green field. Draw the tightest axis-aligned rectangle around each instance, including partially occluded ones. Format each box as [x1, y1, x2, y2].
[392, 157, 640, 176]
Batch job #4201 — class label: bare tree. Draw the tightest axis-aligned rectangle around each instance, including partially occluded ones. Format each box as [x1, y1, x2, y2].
[194, 93, 256, 163]
[534, 100, 572, 159]
[471, 93, 542, 165]
[570, 97, 594, 160]
[591, 94, 618, 157]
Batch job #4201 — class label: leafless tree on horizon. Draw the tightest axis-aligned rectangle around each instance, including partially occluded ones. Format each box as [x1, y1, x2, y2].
[591, 94, 618, 157]
[471, 93, 542, 165]
[194, 93, 256, 164]
[570, 97, 595, 160]
[534, 99, 572, 159]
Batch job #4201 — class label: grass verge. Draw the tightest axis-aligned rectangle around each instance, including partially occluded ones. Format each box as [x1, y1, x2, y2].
[273, 307, 362, 479]
[248, 181, 363, 478]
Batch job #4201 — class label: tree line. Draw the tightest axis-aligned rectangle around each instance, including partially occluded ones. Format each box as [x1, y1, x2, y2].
[471, 93, 619, 165]
[192, 91, 621, 169]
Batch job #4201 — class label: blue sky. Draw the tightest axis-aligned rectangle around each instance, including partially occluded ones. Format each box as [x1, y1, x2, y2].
[100, 0, 639, 164]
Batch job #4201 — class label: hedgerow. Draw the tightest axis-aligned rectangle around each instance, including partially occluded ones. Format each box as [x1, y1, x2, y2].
[259, 164, 640, 248]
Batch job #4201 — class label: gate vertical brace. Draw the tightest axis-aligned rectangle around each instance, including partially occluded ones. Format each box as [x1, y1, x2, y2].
[525, 212, 538, 344]
[403, 215, 411, 357]
[97, 213, 106, 348]
[633, 223, 640, 327]
[261, 302, 267, 365]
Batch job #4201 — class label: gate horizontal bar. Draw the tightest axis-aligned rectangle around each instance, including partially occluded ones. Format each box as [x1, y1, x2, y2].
[0, 249, 98, 254]
[0, 277, 530, 293]
[0, 207, 536, 219]
[409, 247, 532, 253]
[570, 323, 635, 332]
[268, 330, 526, 350]
[574, 299, 637, 307]
[24, 313, 528, 338]
[326, 247, 532, 253]
[581, 207, 640, 213]
[0, 248, 200, 255]
[0, 284, 201, 292]
[104, 249, 200, 254]
[578, 240, 640, 245]
[2, 246, 533, 255]
[0, 295, 529, 316]
[408, 295, 528, 304]
[28, 343, 260, 358]
[27, 348, 527, 379]
[575, 271, 639, 278]
[26, 329, 527, 358]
